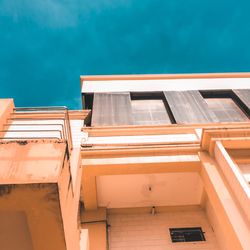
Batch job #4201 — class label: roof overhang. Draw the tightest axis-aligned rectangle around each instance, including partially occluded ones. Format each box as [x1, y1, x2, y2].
[81, 72, 250, 94]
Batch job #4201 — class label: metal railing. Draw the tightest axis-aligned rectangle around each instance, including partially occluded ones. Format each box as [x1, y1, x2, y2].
[0, 106, 73, 150]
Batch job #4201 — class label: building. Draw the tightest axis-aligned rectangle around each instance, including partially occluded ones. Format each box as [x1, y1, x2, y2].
[0, 73, 250, 250]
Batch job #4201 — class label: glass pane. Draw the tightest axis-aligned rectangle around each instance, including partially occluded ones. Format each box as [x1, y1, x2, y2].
[205, 98, 248, 122]
[131, 99, 171, 125]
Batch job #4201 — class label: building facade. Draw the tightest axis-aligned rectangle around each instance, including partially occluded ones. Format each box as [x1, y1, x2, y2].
[0, 73, 250, 250]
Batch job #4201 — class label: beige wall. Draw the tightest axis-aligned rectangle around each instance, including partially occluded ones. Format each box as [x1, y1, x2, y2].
[80, 229, 89, 250]
[58, 148, 82, 250]
[0, 211, 34, 250]
[108, 207, 220, 250]
[206, 199, 229, 250]
[0, 140, 82, 250]
[0, 99, 14, 132]
[1, 89, 250, 250]
[96, 173, 203, 208]
[0, 141, 66, 184]
[81, 223, 107, 250]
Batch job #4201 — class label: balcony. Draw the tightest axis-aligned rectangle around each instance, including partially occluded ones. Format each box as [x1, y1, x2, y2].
[0, 106, 73, 150]
[0, 100, 84, 250]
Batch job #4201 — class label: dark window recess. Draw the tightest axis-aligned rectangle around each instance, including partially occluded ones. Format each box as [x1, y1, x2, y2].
[169, 227, 206, 243]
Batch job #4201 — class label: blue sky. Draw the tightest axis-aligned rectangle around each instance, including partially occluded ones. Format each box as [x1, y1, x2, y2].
[1, 0, 250, 109]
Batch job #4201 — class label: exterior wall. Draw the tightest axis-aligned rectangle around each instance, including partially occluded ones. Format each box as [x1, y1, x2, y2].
[206, 199, 229, 250]
[70, 119, 85, 148]
[0, 99, 14, 131]
[108, 208, 220, 250]
[96, 173, 203, 208]
[81, 123, 250, 249]
[80, 229, 89, 250]
[200, 152, 250, 250]
[81, 223, 107, 250]
[1, 73, 250, 250]
[80, 208, 107, 250]
[0, 102, 86, 250]
[0, 183, 67, 250]
[81, 153, 200, 210]
[0, 140, 82, 250]
[0, 211, 33, 250]
[0, 141, 66, 184]
[58, 148, 82, 250]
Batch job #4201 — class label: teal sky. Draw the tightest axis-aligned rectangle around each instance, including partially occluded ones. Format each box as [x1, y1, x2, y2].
[1, 0, 250, 109]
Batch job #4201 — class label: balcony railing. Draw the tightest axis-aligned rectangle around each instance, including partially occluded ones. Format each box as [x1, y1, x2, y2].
[0, 106, 73, 150]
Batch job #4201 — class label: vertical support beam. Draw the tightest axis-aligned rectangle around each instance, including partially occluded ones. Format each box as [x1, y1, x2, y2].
[199, 152, 250, 250]
[0, 99, 14, 131]
[81, 223, 106, 250]
[70, 148, 82, 195]
[214, 141, 250, 223]
[82, 169, 98, 210]
[80, 229, 89, 250]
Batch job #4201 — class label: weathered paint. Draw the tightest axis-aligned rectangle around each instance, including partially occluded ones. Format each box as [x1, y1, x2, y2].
[1, 73, 250, 250]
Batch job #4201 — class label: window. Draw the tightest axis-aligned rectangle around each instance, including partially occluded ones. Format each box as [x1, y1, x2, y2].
[204, 98, 248, 122]
[201, 91, 249, 122]
[131, 93, 173, 125]
[169, 227, 206, 243]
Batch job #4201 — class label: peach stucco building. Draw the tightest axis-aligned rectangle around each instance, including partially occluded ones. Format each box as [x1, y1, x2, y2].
[0, 73, 250, 250]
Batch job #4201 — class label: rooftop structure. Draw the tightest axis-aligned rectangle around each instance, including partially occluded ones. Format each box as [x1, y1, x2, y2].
[0, 73, 250, 250]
